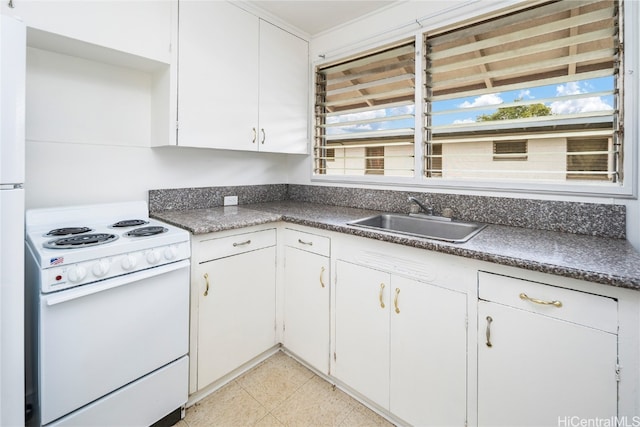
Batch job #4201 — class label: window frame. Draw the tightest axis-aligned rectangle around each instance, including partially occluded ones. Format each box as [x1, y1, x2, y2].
[310, 0, 637, 199]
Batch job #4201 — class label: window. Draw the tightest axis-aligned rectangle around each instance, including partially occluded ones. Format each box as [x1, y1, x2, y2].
[493, 141, 528, 161]
[424, 0, 621, 186]
[365, 146, 385, 175]
[567, 137, 612, 180]
[314, 42, 416, 177]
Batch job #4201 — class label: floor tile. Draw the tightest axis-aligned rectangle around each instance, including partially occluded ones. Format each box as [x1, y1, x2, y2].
[184, 381, 267, 427]
[254, 413, 285, 426]
[270, 376, 356, 426]
[176, 352, 396, 427]
[339, 403, 396, 427]
[236, 352, 315, 411]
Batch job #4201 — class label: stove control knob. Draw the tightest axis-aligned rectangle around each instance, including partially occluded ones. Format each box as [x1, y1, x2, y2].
[67, 265, 87, 283]
[92, 259, 110, 277]
[146, 250, 161, 265]
[164, 246, 178, 261]
[121, 254, 138, 271]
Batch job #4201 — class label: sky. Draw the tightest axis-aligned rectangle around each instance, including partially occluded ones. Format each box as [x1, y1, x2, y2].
[324, 76, 614, 136]
[433, 76, 614, 126]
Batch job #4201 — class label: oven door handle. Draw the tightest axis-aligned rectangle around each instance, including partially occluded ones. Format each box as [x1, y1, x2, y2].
[43, 259, 190, 306]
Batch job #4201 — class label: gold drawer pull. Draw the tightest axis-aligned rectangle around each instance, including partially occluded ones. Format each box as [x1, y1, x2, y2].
[379, 283, 385, 309]
[232, 240, 251, 247]
[519, 292, 562, 308]
[319, 266, 326, 288]
[485, 316, 493, 347]
[203, 273, 210, 297]
[394, 288, 401, 314]
[298, 239, 313, 246]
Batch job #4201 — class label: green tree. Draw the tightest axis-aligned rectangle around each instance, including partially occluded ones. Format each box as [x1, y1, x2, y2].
[477, 99, 552, 121]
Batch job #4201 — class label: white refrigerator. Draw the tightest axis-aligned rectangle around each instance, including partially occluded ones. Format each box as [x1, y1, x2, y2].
[0, 14, 26, 427]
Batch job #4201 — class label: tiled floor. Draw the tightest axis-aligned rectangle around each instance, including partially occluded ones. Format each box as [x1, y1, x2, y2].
[173, 351, 395, 426]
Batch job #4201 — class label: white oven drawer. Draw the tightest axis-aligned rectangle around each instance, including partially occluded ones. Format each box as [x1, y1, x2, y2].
[39, 260, 190, 425]
[48, 356, 188, 427]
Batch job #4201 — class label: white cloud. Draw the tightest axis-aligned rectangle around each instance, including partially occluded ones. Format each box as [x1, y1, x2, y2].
[326, 105, 415, 135]
[459, 93, 503, 108]
[518, 89, 533, 99]
[453, 118, 476, 124]
[550, 82, 612, 114]
[556, 81, 584, 96]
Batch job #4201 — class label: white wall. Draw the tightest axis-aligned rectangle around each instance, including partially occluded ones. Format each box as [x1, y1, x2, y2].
[25, 142, 288, 208]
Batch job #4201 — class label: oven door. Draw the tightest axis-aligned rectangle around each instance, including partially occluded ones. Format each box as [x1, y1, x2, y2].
[38, 260, 190, 425]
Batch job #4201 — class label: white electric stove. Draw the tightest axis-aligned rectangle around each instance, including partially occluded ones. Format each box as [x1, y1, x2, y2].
[25, 201, 190, 426]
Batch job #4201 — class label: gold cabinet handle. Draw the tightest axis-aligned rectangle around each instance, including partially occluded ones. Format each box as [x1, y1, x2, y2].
[298, 238, 313, 246]
[260, 128, 266, 144]
[394, 288, 401, 314]
[203, 273, 210, 297]
[519, 292, 562, 308]
[252, 127, 257, 143]
[379, 283, 385, 309]
[485, 316, 493, 347]
[319, 266, 326, 288]
[232, 240, 251, 247]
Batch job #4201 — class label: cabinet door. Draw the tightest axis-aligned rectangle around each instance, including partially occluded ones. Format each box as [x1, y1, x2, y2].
[478, 300, 617, 426]
[334, 261, 390, 409]
[283, 247, 330, 373]
[177, 1, 259, 150]
[390, 276, 467, 426]
[258, 20, 309, 154]
[196, 246, 276, 389]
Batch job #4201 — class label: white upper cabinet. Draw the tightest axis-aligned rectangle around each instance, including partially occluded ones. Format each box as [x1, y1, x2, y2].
[176, 1, 309, 153]
[258, 19, 309, 154]
[177, 1, 259, 151]
[2, 0, 174, 63]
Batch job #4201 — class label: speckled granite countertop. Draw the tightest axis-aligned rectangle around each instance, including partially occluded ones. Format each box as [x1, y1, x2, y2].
[151, 201, 640, 291]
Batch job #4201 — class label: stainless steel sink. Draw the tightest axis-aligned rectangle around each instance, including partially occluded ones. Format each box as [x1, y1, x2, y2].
[348, 213, 486, 243]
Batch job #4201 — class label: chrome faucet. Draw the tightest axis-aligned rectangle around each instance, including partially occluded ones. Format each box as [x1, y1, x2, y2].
[408, 196, 433, 215]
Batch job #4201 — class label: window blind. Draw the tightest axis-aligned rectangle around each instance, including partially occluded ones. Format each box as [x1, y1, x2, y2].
[424, 0, 621, 184]
[314, 41, 416, 177]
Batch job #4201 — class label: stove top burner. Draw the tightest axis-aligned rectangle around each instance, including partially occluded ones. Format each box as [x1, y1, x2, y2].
[124, 226, 168, 238]
[111, 219, 149, 228]
[45, 227, 92, 237]
[44, 233, 119, 249]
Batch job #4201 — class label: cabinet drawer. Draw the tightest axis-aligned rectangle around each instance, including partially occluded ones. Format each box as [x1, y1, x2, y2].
[478, 272, 617, 334]
[284, 228, 330, 257]
[196, 229, 276, 262]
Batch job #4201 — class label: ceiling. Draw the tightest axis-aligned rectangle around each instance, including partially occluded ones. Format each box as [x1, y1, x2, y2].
[246, 1, 398, 36]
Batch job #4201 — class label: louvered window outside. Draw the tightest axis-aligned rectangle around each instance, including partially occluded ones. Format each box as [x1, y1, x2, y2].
[567, 137, 612, 180]
[424, 0, 622, 185]
[365, 146, 385, 175]
[314, 42, 416, 177]
[493, 141, 528, 161]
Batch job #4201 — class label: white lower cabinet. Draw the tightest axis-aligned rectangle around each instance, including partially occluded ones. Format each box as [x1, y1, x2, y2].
[191, 229, 276, 392]
[478, 272, 618, 426]
[282, 229, 330, 373]
[334, 260, 467, 426]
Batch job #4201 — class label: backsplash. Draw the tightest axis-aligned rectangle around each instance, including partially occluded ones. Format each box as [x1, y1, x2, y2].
[149, 184, 626, 239]
[288, 185, 626, 239]
[148, 184, 288, 212]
